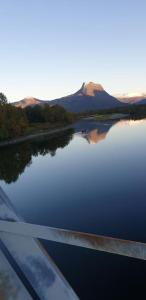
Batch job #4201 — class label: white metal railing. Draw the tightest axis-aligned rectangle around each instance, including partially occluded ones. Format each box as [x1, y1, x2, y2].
[1, 220, 146, 261]
[0, 187, 146, 299]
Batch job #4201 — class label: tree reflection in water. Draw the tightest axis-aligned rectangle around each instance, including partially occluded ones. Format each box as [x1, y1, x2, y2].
[0, 129, 74, 184]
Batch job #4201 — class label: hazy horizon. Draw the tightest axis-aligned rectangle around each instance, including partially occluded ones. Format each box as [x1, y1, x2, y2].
[7, 81, 146, 103]
[1, 0, 146, 102]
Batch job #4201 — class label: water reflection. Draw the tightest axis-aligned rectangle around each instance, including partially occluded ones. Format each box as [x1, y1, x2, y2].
[0, 118, 145, 184]
[117, 118, 146, 127]
[0, 129, 73, 184]
[1, 117, 146, 300]
[76, 126, 110, 144]
[74, 119, 117, 144]
[76, 118, 146, 144]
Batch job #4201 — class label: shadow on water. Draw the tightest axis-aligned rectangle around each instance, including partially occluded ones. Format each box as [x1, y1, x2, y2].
[0, 129, 74, 184]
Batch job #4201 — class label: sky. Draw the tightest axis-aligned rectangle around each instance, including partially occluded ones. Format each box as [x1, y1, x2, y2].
[0, 0, 146, 102]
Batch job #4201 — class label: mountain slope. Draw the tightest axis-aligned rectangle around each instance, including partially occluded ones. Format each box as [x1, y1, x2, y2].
[13, 97, 45, 108]
[135, 98, 146, 105]
[117, 93, 146, 104]
[50, 82, 125, 112]
[13, 82, 125, 112]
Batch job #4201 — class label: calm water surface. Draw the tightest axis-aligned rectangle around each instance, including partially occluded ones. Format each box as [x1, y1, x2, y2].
[1, 118, 146, 299]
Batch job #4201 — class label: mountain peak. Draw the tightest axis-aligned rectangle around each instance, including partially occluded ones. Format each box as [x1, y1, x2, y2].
[14, 97, 43, 108]
[13, 81, 124, 112]
[81, 82, 104, 96]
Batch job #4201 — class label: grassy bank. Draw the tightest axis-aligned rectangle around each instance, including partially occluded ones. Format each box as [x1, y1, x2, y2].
[0, 102, 77, 143]
[78, 104, 146, 120]
[26, 121, 71, 134]
[0, 123, 73, 147]
[94, 113, 128, 121]
[1, 102, 146, 147]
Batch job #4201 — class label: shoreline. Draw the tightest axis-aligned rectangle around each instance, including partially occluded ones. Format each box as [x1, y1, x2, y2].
[0, 113, 129, 148]
[0, 124, 72, 147]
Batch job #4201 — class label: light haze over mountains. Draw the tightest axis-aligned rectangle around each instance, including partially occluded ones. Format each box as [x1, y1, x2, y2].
[116, 93, 146, 104]
[13, 82, 146, 112]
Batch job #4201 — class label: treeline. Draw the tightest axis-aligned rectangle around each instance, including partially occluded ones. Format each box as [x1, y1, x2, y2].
[97, 104, 146, 118]
[78, 104, 146, 119]
[0, 93, 75, 141]
[25, 104, 74, 123]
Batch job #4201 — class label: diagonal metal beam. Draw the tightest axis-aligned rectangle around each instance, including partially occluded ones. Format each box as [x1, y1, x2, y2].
[0, 187, 79, 300]
[0, 220, 146, 261]
[0, 246, 33, 300]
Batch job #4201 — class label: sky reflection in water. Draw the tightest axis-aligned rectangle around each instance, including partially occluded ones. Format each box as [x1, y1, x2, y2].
[1, 118, 146, 299]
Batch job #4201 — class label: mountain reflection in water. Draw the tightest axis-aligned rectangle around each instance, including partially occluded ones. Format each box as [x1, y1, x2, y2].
[1, 117, 146, 300]
[73, 117, 123, 145]
[0, 118, 145, 184]
[82, 129, 107, 144]
[76, 118, 146, 144]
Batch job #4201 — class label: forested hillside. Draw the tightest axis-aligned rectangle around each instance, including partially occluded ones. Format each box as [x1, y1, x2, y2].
[0, 93, 75, 141]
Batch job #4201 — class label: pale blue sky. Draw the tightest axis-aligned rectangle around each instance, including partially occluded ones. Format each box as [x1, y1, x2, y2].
[1, 0, 146, 101]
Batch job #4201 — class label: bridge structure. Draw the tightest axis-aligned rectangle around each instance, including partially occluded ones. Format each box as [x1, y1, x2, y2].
[0, 186, 146, 300]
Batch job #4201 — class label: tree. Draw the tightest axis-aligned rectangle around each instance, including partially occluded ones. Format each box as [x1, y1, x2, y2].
[0, 93, 8, 105]
[25, 105, 45, 123]
[0, 105, 28, 140]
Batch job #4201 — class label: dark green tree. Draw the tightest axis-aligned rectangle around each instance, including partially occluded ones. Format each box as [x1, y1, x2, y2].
[0, 93, 8, 105]
[0, 104, 28, 140]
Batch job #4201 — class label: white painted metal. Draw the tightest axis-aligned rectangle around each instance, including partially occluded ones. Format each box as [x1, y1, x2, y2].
[0, 247, 32, 300]
[0, 187, 79, 300]
[0, 220, 146, 261]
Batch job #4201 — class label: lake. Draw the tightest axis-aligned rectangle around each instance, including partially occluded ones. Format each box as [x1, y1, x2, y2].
[1, 118, 146, 299]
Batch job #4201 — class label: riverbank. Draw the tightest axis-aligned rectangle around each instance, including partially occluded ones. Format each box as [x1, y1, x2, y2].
[0, 113, 129, 147]
[0, 124, 72, 147]
[94, 113, 129, 121]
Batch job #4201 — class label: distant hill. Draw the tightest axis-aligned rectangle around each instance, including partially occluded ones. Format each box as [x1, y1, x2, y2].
[117, 93, 146, 104]
[13, 82, 126, 112]
[13, 97, 45, 108]
[135, 98, 146, 105]
[50, 82, 125, 112]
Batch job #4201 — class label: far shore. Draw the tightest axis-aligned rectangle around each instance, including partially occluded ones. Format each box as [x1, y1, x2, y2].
[0, 113, 129, 147]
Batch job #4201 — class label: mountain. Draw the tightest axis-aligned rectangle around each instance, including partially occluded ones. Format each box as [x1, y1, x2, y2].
[49, 82, 125, 112]
[13, 82, 125, 112]
[135, 98, 146, 105]
[13, 97, 44, 108]
[116, 93, 146, 104]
